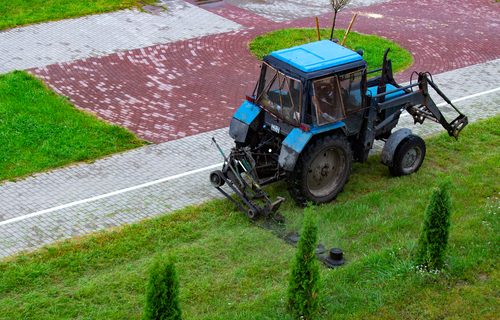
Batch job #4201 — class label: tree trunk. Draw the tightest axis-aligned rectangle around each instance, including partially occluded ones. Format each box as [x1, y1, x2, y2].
[330, 10, 338, 39]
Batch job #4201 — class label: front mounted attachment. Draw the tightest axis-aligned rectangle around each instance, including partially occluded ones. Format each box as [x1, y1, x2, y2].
[210, 137, 286, 219]
[448, 114, 468, 140]
[407, 73, 469, 140]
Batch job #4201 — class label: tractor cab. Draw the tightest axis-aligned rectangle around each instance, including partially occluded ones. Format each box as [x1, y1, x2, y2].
[256, 40, 368, 134]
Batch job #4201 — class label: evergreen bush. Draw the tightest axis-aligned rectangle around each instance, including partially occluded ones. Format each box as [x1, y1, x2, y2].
[143, 254, 182, 320]
[287, 207, 321, 319]
[415, 182, 453, 270]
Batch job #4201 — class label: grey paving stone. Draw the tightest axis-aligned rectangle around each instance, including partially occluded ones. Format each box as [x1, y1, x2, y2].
[0, 0, 243, 74]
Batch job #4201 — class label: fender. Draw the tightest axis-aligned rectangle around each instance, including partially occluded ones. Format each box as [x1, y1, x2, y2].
[380, 128, 413, 167]
[278, 121, 345, 171]
[278, 128, 313, 171]
[229, 100, 262, 143]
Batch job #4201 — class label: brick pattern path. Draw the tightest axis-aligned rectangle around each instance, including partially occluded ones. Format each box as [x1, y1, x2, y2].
[0, 0, 243, 74]
[31, 0, 500, 143]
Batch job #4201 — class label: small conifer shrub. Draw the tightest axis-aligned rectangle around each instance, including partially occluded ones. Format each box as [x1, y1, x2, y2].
[287, 207, 321, 320]
[415, 182, 453, 270]
[143, 255, 182, 320]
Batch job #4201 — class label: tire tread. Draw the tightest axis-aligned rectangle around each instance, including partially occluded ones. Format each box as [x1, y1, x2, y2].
[286, 135, 352, 206]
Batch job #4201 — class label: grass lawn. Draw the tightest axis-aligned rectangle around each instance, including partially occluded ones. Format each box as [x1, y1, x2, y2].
[249, 28, 413, 75]
[0, 0, 158, 31]
[0, 71, 148, 182]
[1, 115, 498, 319]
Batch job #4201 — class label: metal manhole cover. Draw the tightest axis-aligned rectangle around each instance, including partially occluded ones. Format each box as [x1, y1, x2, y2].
[142, 5, 164, 13]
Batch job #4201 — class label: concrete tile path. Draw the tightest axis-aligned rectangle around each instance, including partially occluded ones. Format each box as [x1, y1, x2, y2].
[1, 0, 499, 258]
[225, 0, 393, 23]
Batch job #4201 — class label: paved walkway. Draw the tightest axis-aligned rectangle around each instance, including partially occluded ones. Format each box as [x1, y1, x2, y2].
[224, 0, 392, 22]
[1, 0, 500, 258]
[27, 0, 500, 143]
[0, 0, 243, 74]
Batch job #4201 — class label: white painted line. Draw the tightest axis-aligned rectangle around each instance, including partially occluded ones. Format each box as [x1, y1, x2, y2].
[0, 163, 224, 226]
[402, 86, 500, 117]
[436, 86, 500, 105]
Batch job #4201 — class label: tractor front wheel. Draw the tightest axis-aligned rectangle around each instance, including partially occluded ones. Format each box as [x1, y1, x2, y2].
[389, 134, 426, 176]
[287, 135, 352, 206]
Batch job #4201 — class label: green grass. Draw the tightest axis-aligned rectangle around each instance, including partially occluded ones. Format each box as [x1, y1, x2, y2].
[249, 28, 414, 74]
[0, 70, 148, 182]
[1, 115, 499, 319]
[0, 0, 158, 31]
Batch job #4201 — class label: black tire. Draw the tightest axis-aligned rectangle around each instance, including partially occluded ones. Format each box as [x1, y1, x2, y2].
[389, 135, 426, 177]
[209, 171, 225, 187]
[287, 135, 352, 206]
[247, 209, 257, 219]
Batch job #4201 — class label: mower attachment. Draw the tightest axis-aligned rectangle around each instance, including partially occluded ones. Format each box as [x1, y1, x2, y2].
[210, 138, 286, 219]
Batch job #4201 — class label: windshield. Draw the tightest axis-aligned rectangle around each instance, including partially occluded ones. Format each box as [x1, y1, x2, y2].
[312, 70, 365, 125]
[312, 75, 345, 125]
[256, 63, 302, 125]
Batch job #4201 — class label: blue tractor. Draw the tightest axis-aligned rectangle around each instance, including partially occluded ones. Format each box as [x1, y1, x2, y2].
[210, 40, 467, 219]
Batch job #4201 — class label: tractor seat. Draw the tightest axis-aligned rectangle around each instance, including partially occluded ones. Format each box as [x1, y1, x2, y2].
[367, 84, 406, 101]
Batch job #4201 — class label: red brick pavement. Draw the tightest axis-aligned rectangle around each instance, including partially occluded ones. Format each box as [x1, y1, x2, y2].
[30, 0, 500, 143]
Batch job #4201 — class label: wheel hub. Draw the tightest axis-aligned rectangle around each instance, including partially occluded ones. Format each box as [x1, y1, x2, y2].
[307, 148, 345, 198]
[313, 164, 331, 180]
[402, 147, 419, 170]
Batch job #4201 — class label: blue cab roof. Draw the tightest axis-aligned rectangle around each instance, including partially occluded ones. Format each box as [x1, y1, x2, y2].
[269, 40, 364, 73]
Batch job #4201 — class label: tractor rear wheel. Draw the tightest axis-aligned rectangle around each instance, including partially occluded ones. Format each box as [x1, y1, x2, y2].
[389, 134, 426, 176]
[287, 135, 352, 206]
